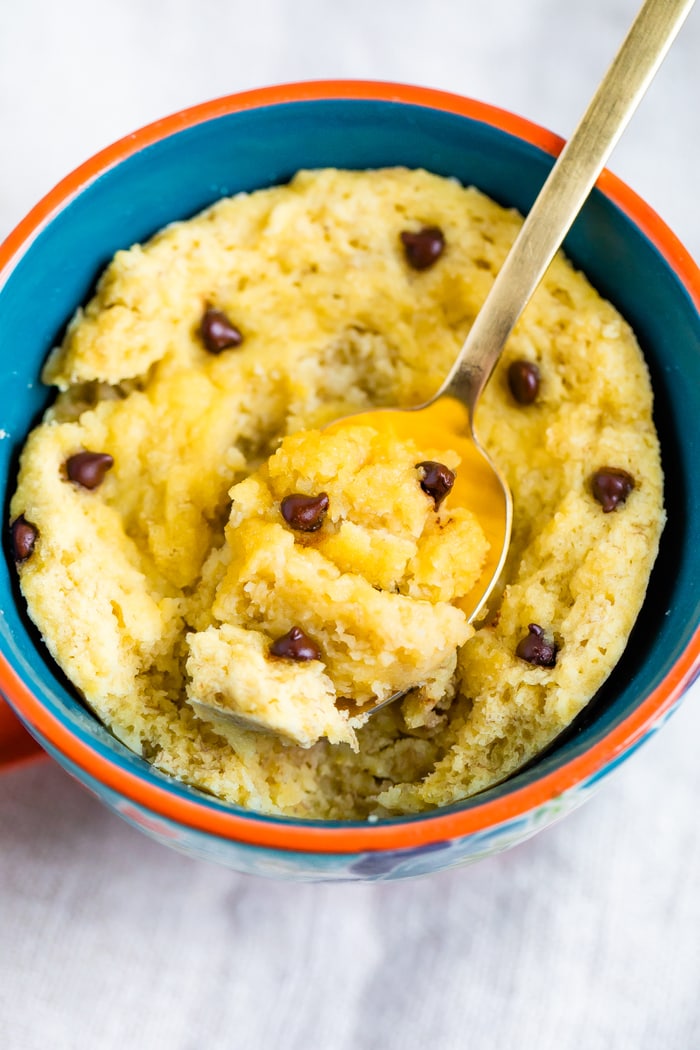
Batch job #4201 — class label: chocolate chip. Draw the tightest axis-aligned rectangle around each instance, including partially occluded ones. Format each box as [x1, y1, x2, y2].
[416, 461, 455, 509]
[591, 468, 635, 513]
[508, 360, 540, 405]
[200, 307, 243, 353]
[516, 623, 557, 668]
[400, 226, 445, 270]
[66, 451, 114, 490]
[10, 515, 38, 563]
[269, 626, 321, 662]
[280, 492, 329, 532]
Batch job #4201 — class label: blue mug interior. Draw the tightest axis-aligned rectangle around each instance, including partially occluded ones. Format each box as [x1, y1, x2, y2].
[1, 97, 698, 828]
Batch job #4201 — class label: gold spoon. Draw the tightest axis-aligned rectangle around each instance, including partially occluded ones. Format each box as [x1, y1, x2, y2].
[193, 0, 694, 736]
[328, 0, 694, 714]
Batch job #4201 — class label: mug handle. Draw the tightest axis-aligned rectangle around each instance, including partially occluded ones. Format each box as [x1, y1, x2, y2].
[0, 696, 45, 770]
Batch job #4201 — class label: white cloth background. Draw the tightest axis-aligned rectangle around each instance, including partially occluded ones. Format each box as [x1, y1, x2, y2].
[1, 2, 698, 1048]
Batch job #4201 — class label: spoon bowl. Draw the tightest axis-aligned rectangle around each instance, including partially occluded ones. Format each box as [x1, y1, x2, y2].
[326, 395, 512, 627]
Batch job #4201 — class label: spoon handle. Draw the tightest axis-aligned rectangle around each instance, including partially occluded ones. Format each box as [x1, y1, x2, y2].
[439, 0, 695, 414]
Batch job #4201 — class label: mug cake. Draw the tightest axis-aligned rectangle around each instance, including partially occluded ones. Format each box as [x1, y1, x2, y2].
[9, 167, 665, 818]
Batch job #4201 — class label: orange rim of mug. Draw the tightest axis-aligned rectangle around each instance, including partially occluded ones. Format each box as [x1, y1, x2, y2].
[1, 80, 698, 854]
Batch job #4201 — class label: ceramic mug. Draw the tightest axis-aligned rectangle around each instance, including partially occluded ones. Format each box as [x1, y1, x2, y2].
[1, 82, 698, 881]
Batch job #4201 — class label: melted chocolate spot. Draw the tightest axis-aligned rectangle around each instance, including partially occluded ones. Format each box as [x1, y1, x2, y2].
[10, 515, 38, 563]
[591, 468, 635, 512]
[516, 623, 557, 668]
[508, 360, 540, 405]
[416, 461, 455, 509]
[200, 307, 243, 353]
[66, 451, 114, 490]
[400, 226, 445, 270]
[269, 626, 321, 662]
[280, 493, 329, 532]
